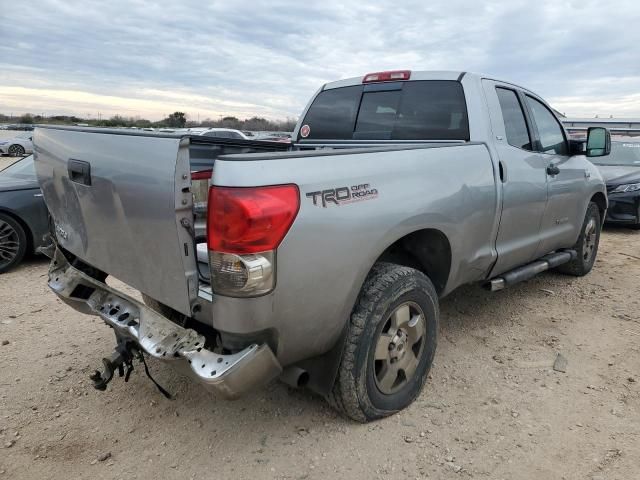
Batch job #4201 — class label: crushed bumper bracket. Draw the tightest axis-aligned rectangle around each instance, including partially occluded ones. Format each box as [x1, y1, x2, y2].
[47, 247, 282, 399]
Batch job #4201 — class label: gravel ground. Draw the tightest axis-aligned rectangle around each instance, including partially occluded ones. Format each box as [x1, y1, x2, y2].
[0, 163, 639, 478]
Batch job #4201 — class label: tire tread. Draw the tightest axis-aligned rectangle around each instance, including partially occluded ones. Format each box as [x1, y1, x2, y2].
[327, 262, 438, 422]
[556, 202, 600, 276]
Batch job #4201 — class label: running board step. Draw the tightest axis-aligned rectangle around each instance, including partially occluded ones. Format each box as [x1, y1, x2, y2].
[484, 250, 577, 291]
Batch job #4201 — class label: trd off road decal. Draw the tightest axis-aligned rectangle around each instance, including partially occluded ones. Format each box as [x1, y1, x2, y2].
[306, 183, 378, 208]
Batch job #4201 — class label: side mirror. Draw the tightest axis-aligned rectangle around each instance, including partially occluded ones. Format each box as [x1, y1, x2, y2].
[586, 127, 611, 157]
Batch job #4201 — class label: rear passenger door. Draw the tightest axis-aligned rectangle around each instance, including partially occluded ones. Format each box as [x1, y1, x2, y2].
[523, 95, 586, 256]
[482, 80, 549, 276]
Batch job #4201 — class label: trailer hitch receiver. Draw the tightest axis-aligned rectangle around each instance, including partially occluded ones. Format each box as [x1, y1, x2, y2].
[89, 342, 173, 398]
[89, 343, 136, 391]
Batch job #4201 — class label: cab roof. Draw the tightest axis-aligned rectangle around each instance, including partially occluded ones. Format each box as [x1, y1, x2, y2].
[323, 70, 468, 90]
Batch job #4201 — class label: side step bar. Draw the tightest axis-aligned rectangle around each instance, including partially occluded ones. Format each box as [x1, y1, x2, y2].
[484, 250, 577, 292]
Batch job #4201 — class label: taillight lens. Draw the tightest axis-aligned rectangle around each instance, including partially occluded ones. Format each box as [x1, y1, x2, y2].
[191, 170, 213, 217]
[209, 250, 274, 297]
[207, 185, 300, 254]
[207, 184, 299, 297]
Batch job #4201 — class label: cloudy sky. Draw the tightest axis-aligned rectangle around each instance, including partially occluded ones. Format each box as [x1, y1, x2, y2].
[1, 0, 639, 121]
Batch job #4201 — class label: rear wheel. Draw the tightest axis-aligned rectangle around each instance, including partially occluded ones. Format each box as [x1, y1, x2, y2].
[0, 213, 27, 273]
[7, 144, 25, 156]
[327, 262, 439, 422]
[556, 202, 601, 276]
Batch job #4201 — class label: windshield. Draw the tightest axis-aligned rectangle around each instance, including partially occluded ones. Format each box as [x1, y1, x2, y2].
[593, 141, 640, 166]
[0, 154, 35, 178]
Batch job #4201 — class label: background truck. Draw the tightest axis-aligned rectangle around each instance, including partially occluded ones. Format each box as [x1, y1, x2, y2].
[34, 70, 610, 422]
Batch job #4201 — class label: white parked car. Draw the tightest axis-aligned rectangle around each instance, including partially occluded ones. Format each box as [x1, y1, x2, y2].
[199, 128, 248, 140]
[0, 132, 34, 156]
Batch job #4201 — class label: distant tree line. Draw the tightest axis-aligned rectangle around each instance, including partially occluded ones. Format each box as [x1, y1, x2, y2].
[0, 111, 297, 132]
[198, 115, 297, 132]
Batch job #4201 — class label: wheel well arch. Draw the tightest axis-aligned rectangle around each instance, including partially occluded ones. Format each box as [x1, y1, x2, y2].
[301, 227, 452, 397]
[375, 228, 452, 296]
[0, 208, 34, 253]
[590, 192, 607, 226]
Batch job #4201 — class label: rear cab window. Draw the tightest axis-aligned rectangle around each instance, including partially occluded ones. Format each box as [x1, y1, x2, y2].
[299, 81, 469, 141]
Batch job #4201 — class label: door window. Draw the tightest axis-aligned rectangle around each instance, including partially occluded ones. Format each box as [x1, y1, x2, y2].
[525, 96, 568, 155]
[495, 87, 532, 150]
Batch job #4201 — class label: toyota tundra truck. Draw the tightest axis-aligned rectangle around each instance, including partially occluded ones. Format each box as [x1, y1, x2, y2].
[34, 71, 610, 422]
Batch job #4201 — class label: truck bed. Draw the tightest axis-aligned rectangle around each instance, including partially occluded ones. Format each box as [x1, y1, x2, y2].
[34, 126, 497, 347]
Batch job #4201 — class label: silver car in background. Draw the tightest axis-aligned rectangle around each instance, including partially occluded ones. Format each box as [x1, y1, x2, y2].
[199, 128, 248, 140]
[0, 132, 34, 156]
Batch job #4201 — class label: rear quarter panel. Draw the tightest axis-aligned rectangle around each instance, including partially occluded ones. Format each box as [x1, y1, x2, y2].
[210, 144, 498, 365]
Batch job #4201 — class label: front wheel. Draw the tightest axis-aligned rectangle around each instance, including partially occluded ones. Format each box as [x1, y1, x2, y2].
[556, 202, 601, 276]
[327, 262, 439, 422]
[7, 144, 25, 156]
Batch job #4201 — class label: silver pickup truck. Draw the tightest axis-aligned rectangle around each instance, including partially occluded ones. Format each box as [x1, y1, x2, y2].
[34, 71, 610, 422]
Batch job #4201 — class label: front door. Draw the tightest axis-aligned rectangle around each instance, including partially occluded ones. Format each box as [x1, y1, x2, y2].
[482, 80, 549, 276]
[522, 94, 586, 256]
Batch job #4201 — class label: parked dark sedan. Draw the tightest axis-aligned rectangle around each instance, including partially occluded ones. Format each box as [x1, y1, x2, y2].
[592, 138, 640, 228]
[0, 155, 50, 272]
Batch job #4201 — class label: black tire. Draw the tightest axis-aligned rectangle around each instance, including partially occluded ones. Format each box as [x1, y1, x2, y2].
[7, 144, 25, 156]
[327, 262, 439, 422]
[0, 213, 28, 274]
[556, 202, 601, 276]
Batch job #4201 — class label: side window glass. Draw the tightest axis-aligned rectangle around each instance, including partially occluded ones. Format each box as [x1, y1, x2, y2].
[495, 87, 532, 150]
[526, 96, 568, 155]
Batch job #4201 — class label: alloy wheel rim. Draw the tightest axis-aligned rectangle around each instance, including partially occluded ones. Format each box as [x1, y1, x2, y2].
[582, 217, 597, 262]
[0, 220, 20, 267]
[8, 145, 24, 156]
[373, 301, 426, 394]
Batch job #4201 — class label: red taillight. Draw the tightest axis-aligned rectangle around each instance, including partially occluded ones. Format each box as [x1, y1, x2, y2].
[191, 169, 213, 180]
[362, 70, 411, 83]
[207, 185, 300, 254]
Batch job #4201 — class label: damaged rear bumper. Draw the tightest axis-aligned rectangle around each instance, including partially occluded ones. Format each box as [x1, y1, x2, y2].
[46, 247, 282, 399]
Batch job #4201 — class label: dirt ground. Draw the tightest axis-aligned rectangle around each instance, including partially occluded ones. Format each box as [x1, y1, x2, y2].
[1, 177, 639, 479]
